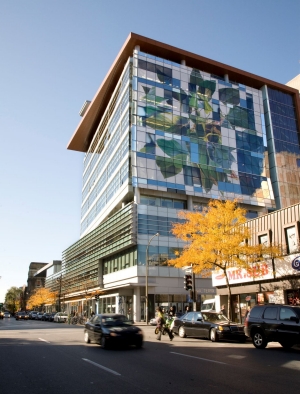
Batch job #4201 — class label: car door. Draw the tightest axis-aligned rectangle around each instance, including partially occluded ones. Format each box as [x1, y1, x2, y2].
[190, 312, 206, 337]
[92, 316, 103, 342]
[262, 307, 279, 342]
[181, 312, 194, 335]
[277, 307, 300, 344]
[86, 316, 97, 341]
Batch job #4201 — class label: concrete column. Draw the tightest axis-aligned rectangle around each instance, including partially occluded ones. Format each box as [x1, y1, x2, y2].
[134, 187, 140, 204]
[133, 286, 141, 322]
[134, 45, 140, 55]
[224, 74, 229, 83]
[181, 59, 186, 66]
[187, 195, 193, 211]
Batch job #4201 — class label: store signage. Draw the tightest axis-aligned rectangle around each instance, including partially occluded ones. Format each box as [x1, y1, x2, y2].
[212, 262, 273, 286]
[291, 256, 300, 271]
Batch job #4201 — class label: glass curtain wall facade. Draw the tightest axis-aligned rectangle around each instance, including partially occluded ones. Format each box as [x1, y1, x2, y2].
[80, 61, 131, 236]
[131, 51, 275, 210]
[263, 87, 300, 208]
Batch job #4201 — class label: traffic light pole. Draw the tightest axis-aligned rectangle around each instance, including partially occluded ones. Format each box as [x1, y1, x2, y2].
[192, 272, 196, 311]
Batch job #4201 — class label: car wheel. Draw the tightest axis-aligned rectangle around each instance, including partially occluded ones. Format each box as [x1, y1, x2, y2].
[210, 328, 219, 342]
[84, 331, 91, 344]
[279, 340, 294, 349]
[252, 331, 267, 349]
[178, 326, 186, 338]
[101, 336, 108, 349]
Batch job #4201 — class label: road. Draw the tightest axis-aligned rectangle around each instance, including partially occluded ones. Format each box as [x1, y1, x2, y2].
[1, 317, 300, 394]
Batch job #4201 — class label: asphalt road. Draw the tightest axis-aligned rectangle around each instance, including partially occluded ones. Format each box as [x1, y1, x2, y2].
[1, 318, 300, 394]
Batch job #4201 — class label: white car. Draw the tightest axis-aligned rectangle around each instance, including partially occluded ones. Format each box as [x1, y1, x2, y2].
[53, 312, 68, 322]
[3, 312, 11, 318]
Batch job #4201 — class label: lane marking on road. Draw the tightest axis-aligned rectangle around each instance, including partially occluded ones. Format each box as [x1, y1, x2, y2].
[170, 352, 227, 365]
[38, 338, 50, 343]
[82, 358, 121, 376]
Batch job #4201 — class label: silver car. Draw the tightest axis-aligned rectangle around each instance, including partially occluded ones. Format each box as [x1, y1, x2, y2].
[53, 312, 68, 323]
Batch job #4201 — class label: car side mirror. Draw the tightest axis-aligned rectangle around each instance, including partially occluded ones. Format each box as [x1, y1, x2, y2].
[197, 318, 203, 322]
[290, 316, 299, 323]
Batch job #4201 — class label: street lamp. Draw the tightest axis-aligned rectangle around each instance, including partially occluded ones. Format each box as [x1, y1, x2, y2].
[145, 232, 159, 325]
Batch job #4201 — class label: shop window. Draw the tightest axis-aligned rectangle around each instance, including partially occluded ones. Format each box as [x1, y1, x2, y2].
[287, 290, 300, 306]
[285, 226, 298, 253]
[258, 234, 269, 246]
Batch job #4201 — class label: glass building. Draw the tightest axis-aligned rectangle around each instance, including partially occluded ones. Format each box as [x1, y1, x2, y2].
[45, 33, 300, 321]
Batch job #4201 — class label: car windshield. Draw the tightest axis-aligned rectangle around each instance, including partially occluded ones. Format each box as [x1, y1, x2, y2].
[202, 312, 229, 323]
[102, 315, 131, 326]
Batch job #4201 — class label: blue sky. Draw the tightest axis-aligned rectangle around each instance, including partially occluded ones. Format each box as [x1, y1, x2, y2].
[0, 0, 299, 302]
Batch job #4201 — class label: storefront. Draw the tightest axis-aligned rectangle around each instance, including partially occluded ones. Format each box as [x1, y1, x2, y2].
[213, 255, 300, 323]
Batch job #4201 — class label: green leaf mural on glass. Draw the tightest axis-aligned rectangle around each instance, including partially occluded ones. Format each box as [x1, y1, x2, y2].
[219, 88, 240, 105]
[137, 66, 240, 191]
[155, 155, 186, 178]
[156, 139, 188, 157]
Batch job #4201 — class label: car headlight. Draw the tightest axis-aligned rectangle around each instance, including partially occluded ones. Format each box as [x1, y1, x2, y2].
[218, 326, 230, 331]
[110, 332, 120, 337]
[136, 330, 143, 335]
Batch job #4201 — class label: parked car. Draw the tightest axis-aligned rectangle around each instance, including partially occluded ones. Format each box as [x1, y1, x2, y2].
[15, 311, 29, 320]
[3, 312, 11, 318]
[0, 312, 3, 319]
[48, 312, 57, 322]
[53, 312, 68, 323]
[29, 311, 38, 320]
[84, 314, 143, 349]
[172, 311, 246, 342]
[244, 304, 300, 349]
[36, 312, 44, 320]
[41, 313, 51, 321]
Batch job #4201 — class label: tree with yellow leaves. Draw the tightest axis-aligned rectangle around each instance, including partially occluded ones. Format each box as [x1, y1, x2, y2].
[27, 288, 56, 310]
[169, 200, 282, 320]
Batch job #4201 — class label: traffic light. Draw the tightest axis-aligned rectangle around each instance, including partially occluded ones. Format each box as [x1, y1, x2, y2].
[184, 274, 192, 291]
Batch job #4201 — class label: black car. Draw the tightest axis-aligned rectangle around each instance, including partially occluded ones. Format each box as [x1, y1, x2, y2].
[172, 311, 246, 342]
[42, 313, 51, 321]
[84, 313, 143, 349]
[48, 312, 57, 322]
[15, 312, 29, 320]
[244, 304, 300, 349]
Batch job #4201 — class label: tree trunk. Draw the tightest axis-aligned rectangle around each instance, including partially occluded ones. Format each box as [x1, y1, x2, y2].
[224, 270, 232, 322]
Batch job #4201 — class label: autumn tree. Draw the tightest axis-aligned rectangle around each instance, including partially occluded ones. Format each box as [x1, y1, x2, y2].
[5, 286, 23, 313]
[27, 288, 56, 310]
[169, 200, 282, 320]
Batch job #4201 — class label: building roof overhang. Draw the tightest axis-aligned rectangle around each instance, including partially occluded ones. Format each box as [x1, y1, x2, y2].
[67, 32, 300, 153]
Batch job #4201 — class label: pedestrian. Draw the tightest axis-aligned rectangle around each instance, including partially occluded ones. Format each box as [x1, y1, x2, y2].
[156, 307, 174, 341]
[244, 306, 251, 321]
[91, 311, 95, 317]
[185, 305, 190, 313]
[169, 306, 175, 317]
[220, 304, 227, 317]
